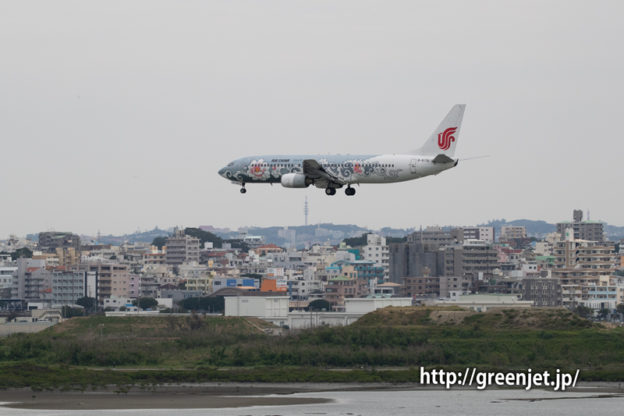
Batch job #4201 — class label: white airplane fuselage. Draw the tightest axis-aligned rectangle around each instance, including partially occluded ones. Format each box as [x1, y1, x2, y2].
[218, 104, 466, 196]
[218, 154, 456, 185]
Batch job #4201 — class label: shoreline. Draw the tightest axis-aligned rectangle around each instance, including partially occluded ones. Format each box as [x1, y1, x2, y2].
[1, 381, 624, 410]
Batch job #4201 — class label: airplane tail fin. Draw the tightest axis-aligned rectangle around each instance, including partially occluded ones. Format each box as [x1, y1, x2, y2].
[413, 104, 466, 157]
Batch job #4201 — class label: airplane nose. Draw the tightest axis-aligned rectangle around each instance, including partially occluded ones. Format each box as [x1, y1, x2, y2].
[218, 167, 226, 177]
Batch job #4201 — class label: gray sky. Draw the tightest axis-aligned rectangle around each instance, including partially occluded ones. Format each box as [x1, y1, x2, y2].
[1, 0, 623, 237]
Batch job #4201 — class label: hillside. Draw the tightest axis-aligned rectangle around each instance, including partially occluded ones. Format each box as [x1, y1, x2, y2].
[354, 306, 596, 330]
[50, 315, 273, 338]
[1, 309, 624, 388]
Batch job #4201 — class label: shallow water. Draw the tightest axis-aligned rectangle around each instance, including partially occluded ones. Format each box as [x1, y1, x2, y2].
[2, 389, 624, 416]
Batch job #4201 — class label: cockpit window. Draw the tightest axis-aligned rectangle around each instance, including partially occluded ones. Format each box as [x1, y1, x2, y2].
[227, 162, 234, 167]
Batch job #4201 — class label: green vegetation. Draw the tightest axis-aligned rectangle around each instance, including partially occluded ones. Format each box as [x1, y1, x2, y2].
[0, 364, 423, 390]
[134, 297, 158, 310]
[61, 306, 84, 318]
[151, 236, 167, 249]
[0, 247, 33, 260]
[76, 297, 96, 314]
[183, 227, 223, 248]
[308, 299, 331, 311]
[152, 228, 224, 250]
[343, 233, 405, 247]
[1, 307, 623, 389]
[178, 296, 225, 313]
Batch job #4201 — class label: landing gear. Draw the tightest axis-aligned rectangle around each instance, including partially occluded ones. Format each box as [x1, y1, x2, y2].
[325, 187, 336, 196]
[240, 183, 247, 194]
[345, 186, 356, 196]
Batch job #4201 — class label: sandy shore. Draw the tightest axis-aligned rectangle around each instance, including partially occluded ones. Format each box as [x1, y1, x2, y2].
[1, 381, 623, 410]
[0, 385, 333, 410]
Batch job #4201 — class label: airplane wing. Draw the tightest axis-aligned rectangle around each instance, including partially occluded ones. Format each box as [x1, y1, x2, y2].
[303, 159, 344, 186]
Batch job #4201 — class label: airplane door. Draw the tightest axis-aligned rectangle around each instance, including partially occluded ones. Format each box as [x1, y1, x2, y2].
[410, 159, 417, 174]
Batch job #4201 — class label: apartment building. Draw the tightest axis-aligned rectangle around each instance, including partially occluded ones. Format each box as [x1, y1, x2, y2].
[559, 275, 620, 310]
[556, 210, 604, 242]
[165, 229, 200, 265]
[522, 278, 562, 306]
[401, 275, 472, 298]
[361, 234, 389, 281]
[443, 240, 498, 279]
[389, 241, 445, 283]
[460, 227, 495, 243]
[552, 238, 617, 278]
[88, 263, 130, 303]
[500, 226, 527, 241]
[38, 231, 81, 252]
[325, 276, 369, 311]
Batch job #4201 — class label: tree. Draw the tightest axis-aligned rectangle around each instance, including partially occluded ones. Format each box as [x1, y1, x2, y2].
[574, 305, 593, 319]
[224, 239, 250, 252]
[11, 247, 33, 260]
[178, 296, 224, 313]
[343, 233, 369, 248]
[598, 308, 610, 320]
[308, 299, 331, 312]
[62, 306, 84, 318]
[76, 297, 96, 314]
[183, 228, 223, 248]
[616, 303, 624, 316]
[135, 297, 158, 310]
[152, 236, 167, 249]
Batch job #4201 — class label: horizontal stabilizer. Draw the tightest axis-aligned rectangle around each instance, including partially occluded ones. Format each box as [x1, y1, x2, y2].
[432, 154, 455, 164]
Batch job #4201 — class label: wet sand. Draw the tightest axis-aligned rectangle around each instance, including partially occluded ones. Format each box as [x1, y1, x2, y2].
[0, 385, 332, 410]
[1, 381, 623, 410]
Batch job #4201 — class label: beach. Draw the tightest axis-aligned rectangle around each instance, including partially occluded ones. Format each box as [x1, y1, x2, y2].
[1, 381, 624, 410]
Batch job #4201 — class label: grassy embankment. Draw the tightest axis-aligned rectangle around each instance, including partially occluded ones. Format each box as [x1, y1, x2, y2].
[1, 307, 623, 389]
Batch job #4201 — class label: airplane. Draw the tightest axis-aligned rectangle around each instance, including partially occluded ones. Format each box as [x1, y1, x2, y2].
[218, 104, 466, 196]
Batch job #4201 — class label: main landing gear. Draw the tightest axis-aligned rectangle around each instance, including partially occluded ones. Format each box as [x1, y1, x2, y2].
[240, 183, 247, 194]
[325, 186, 356, 196]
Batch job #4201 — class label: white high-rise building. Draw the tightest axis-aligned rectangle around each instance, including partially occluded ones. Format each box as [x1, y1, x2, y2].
[500, 226, 527, 240]
[362, 234, 389, 281]
[477, 227, 495, 243]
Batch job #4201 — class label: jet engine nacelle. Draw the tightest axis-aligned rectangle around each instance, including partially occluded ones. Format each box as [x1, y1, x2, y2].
[281, 173, 309, 188]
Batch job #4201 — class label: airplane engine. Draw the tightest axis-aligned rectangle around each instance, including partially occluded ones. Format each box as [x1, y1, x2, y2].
[281, 173, 309, 188]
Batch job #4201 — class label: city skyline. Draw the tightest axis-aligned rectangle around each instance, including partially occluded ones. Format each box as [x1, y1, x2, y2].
[7, 213, 624, 246]
[2, 1, 623, 236]
[3, 209, 623, 241]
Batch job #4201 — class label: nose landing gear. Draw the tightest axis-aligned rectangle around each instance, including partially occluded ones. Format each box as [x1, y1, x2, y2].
[240, 183, 247, 194]
[325, 187, 336, 196]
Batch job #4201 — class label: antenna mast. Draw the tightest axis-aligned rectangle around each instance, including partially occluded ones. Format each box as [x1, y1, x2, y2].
[304, 197, 309, 226]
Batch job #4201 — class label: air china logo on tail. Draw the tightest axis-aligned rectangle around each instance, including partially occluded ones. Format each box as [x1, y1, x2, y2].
[438, 127, 457, 151]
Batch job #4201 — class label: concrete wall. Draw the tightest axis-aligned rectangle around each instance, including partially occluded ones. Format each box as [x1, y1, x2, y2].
[265, 312, 363, 329]
[225, 296, 289, 318]
[432, 294, 533, 312]
[344, 298, 412, 314]
[0, 321, 55, 337]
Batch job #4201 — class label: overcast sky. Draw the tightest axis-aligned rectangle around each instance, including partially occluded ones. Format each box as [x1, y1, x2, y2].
[1, 0, 623, 237]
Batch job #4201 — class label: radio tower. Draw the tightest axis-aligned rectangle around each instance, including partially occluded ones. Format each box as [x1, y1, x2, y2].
[304, 196, 309, 226]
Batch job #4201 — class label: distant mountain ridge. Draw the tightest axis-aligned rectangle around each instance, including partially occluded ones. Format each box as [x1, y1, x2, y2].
[480, 219, 556, 237]
[84, 227, 173, 245]
[480, 219, 624, 240]
[65, 219, 624, 247]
